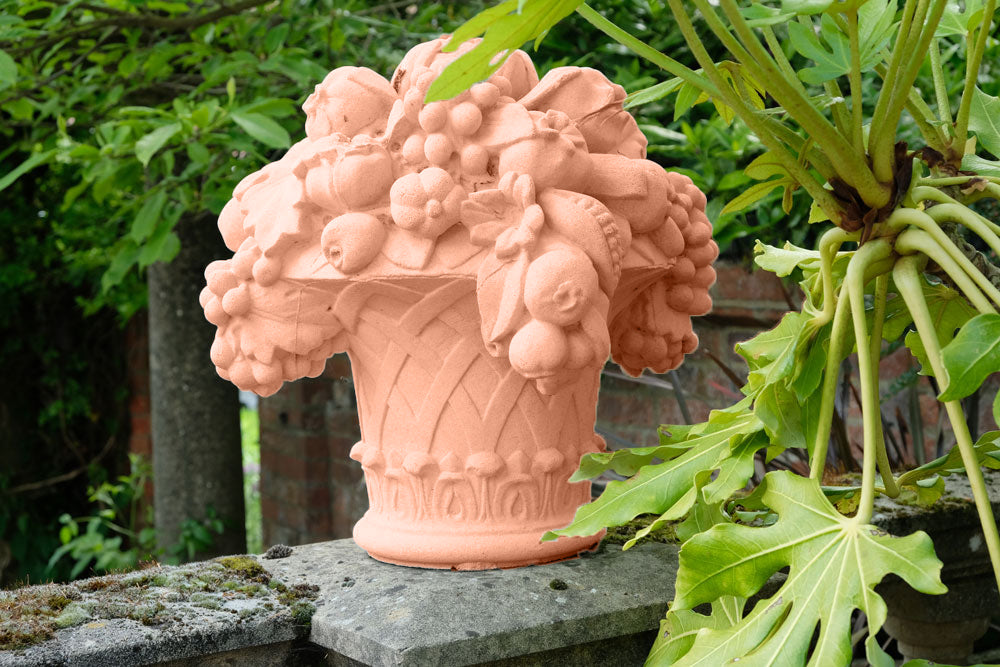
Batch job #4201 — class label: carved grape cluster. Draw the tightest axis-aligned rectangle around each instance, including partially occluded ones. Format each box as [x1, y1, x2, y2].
[611, 172, 718, 376]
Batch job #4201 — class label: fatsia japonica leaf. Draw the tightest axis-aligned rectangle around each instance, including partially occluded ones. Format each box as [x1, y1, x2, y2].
[936, 0, 985, 37]
[786, 2, 894, 84]
[881, 280, 976, 342]
[753, 240, 822, 277]
[648, 596, 746, 665]
[962, 153, 1000, 177]
[664, 472, 946, 666]
[736, 311, 812, 391]
[623, 431, 768, 550]
[893, 432, 1000, 506]
[426, 0, 580, 102]
[938, 313, 1000, 400]
[968, 87, 1000, 159]
[544, 408, 763, 542]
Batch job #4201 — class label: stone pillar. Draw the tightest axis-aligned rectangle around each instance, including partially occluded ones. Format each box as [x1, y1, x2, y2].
[149, 212, 246, 558]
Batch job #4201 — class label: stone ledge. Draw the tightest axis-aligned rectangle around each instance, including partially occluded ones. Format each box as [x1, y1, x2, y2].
[261, 539, 678, 667]
[0, 557, 313, 667]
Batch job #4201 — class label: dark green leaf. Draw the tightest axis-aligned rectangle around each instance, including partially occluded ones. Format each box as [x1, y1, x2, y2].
[230, 111, 290, 149]
[0, 149, 55, 194]
[129, 190, 167, 243]
[0, 48, 16, 90]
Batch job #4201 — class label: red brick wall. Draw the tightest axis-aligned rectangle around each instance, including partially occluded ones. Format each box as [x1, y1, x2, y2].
[259, 354, 366, 547]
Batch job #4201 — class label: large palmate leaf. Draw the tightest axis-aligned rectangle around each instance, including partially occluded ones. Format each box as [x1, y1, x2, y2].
[425, 0, 580, 102]
[938, 313, 1000, 401]
[661, 472, 946, 666]
[786, 1, 894, 84]
[544, 408, 764, 541]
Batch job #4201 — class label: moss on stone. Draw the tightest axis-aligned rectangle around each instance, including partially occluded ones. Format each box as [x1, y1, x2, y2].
[1, 555, 316, 653]
[217, 556, 270, 584]
[0, 585, 81, 650]
[601, 514, 679, 547]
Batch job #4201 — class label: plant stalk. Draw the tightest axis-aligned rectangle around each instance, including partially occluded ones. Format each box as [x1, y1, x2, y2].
[887, 207, 1000, 307]
[894, 228, 997, 314]
[872, 0, 948, 184]
[718, 0, 889, 209]
[894, 255, 1000, 591]
[847, 9, 865, 155]
[928, 38, 952, 128]
[662, 0, 845, 220]
[848, 239, 894, 523]
[869, 274, 900, 497]
[811, 291, 850, 478]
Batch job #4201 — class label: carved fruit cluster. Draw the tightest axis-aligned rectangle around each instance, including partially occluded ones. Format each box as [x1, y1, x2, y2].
[203, 36, 718, 396]
[611, 172, 718, 375]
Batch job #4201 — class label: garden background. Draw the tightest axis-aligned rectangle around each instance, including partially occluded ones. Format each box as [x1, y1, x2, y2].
[1, 0, 996, 586]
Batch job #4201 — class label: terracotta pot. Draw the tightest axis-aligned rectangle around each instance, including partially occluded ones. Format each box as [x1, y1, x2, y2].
[343, 278, 602, 568]
[202, 37, 718, 569]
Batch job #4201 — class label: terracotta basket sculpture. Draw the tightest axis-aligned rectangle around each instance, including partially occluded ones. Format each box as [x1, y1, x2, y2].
[201, 38, 718, 570]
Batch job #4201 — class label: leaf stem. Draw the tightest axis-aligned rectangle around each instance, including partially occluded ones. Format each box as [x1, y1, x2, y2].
[893, 255, 1000, 590]
[868, 275, 901, 498]
[810, 290, 849, 479]
[870, 0, 920, 159]
[926, 202, 1000, 258]
[872, 0, 948, 183]
[718, 0, 888, 208]
[848, 239, 894, 524]
[662, 0, 845, 220]
[575, 4, 722, 99]
[887, 207, 1000, 307]
[894, 228, 997, 313]
[928, 38, 952, 128]
[847, 9, 865, 155]
[814, 227, 856, 326]
[954, 0, 998, 151]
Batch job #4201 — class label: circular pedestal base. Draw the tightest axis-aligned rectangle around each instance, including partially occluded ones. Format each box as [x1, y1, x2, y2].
[352, 512, 605, 570]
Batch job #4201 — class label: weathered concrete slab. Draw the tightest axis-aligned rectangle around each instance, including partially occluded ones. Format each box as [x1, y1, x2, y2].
[0, 557, 315, 666]
[261, 539, 679, 667]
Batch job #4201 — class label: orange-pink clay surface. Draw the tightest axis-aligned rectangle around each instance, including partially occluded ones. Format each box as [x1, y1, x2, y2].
[202, 37, 718, 569]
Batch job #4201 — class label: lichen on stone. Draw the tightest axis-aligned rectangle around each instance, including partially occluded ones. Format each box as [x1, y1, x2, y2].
[0, 554, 316, 653]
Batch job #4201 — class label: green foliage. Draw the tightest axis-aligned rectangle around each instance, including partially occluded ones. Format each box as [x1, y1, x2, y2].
[656, 472, 946, 666]
[939, 313, 1000, 400]
[47, 455, 154, 580]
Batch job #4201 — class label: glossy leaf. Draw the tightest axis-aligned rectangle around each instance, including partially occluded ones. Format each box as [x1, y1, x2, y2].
[666, 472, 946, 666]
[426, 0, 581, 102]
[968, 87, 1000, 159]
[0, 48, 15, 90]
[962, 153, 1000, 177]
[736, 311, 811, 390]
[936, 0, 985, 36]
[938, 314, 1000, 400]
[230, 111, 290, 149]
[721, 177, 793, 215]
